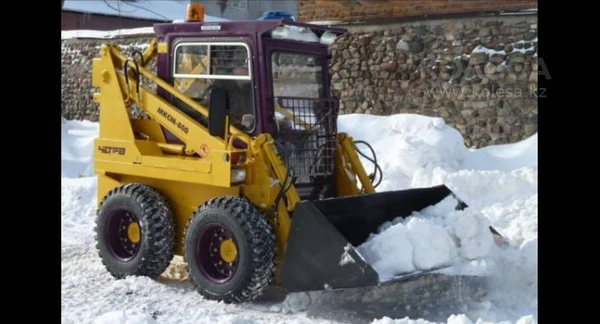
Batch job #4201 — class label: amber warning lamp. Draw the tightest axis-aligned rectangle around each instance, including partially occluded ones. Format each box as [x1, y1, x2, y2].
[186, 1, 205, 22]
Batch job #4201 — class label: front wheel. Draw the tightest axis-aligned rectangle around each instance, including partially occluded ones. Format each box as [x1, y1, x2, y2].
[184, 196, 276, 303]
[95, 183, 175, 279]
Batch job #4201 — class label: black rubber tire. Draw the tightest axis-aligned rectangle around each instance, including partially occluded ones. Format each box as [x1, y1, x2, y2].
[95, 183, 176, 279]
[184, 196, 276, 304]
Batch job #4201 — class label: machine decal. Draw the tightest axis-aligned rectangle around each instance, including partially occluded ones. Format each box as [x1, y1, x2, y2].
[158, 107, 189, 134]
[199, 144, 209, 157]
[98, 146, 126, 155]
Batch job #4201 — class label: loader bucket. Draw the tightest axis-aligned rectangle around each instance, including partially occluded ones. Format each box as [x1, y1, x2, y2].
[279, 184, 467, 293]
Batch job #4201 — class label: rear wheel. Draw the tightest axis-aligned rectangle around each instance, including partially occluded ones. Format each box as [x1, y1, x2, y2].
[184, 196, 276, 303]
[95, 183, 175, 279]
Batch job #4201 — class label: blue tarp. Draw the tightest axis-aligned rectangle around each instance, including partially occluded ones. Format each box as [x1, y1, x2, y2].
[257, 10, 295, 22]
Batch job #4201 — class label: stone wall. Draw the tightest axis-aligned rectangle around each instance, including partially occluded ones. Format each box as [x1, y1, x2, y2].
[61, 37, 155, 121]
[61, 14, 538, 147]
[329, 14, 538, 147]
[298, 0, 538, 24]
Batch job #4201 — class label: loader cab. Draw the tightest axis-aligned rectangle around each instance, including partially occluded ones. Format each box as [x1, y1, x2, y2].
[260, 24, 346, 200]
[153, 19, 346, 149]
[154, 19, 346, 200]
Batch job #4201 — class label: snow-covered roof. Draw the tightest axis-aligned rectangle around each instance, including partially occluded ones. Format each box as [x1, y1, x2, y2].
[62, 0, 229, 22]
[62, 27, 155, 40]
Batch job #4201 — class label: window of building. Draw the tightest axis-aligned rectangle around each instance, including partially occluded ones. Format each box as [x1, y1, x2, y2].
[230, 0, 248, 10]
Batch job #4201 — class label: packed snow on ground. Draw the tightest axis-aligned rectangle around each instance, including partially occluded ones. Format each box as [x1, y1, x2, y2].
[94, 310, 158, 324]
[62, 113, 537, 324]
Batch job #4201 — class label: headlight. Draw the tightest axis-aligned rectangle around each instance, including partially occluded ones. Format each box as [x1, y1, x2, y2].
[231, 168, 246, 184]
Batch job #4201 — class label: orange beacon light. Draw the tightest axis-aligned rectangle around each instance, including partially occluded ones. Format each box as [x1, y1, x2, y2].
[186, 1, 205, 22]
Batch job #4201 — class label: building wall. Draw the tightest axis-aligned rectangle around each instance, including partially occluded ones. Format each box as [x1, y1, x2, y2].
[61, 11, 166, 31]
[297, 0, 537, 23]
[201, 0, 297, 20]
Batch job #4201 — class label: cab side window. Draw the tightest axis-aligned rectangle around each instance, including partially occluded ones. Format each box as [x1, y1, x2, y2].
[173, 43, 255, 133]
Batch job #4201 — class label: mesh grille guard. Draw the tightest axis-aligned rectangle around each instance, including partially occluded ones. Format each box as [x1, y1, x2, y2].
[274, 97, 339, 187]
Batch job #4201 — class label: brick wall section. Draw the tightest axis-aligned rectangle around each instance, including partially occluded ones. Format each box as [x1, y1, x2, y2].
[298, 0, 538, 23]
[61, 11, 166, 31]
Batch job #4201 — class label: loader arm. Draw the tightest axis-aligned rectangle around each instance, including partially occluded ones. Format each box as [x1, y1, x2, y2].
[138, 39, 158, 70]
[93, 43, 248, 153]
[91, 42, 253, 190]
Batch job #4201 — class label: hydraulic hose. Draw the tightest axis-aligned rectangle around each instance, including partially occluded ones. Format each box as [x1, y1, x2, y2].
[353, 140, 383, 189]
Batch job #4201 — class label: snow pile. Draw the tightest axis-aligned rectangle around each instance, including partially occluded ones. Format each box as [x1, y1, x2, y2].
[61, 112, 537, 324]
[352, 167, 537, 282]
[356, 195, 493, 280]
[61, 119, 99, 258]
[336, 113, 537, 323]
[337, 114, 470, 191]
[460, 134, 538, 172]
[61, 118, 97, 178]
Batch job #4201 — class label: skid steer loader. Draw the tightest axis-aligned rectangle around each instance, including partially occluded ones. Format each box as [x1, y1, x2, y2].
[90, 2, 486, 304]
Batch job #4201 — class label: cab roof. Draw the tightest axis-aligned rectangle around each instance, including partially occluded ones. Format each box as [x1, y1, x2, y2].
[153, 19, 347, 38]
